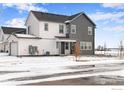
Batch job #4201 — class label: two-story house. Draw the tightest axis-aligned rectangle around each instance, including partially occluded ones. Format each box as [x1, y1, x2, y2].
[0, 11, 96, 56]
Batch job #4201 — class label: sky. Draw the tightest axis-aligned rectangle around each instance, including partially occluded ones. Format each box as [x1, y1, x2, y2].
[0, 3, 124, 48]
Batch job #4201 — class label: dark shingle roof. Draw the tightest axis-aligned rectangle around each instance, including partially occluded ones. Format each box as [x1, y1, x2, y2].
[1, 27, 26, 34]
[31, 11, 69, 23]
[31, 11, 96, 26]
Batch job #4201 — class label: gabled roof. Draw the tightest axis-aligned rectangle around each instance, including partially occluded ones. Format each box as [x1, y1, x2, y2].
[31, 11, 96, 26]
[1, 26, 26, 34]
[67, 12, 82, 20]
[31, 11, 69, 23]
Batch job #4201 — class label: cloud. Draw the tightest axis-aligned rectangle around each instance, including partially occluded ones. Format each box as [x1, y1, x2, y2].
[102, 26, 124, 32]
[89, 11, 124, 23]
[2, 3, 48, 13]
[102, 3, 124, 9]
[5, 18, 25, 27]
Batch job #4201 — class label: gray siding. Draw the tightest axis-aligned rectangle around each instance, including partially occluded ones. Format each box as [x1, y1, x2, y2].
[68, 14, 95, 55]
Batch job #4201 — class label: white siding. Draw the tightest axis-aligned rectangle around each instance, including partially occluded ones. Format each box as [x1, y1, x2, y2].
[39, 21, 66, 38]
[0, 28, 4, 41]
[10, 42, 18, 56]
[25, 12, 40, 37]
[8, 35, 18, 54]
[18, 39, 59, 56]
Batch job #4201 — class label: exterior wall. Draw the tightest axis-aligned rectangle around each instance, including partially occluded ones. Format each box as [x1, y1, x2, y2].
[69, 14, 95, 55]
[7, 35, 18, 55]
[39, 21, 66, 38]
[0, 43, 4, 52]
[10, 42, 18, 56]
[25, 12, 40, 37]
[17, 39, 59, 56]
[0, 28, 4, 51]
[1, 34, 10, 52]
[0, 28, 4, 41]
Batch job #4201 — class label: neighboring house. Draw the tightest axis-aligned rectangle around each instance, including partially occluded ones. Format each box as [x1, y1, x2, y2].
[0, 11, 96, 56]
[0, 27, 26, 52]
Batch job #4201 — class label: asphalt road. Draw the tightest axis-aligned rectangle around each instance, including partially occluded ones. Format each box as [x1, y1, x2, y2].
[21, 62, 124, 85]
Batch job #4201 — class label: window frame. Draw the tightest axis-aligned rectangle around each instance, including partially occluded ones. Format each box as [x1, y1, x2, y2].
[28, 25, 31, 34]
[71, 25, 76, 34]
[80, 41, 92, 50]
[44, 23, 48, 31]
[59, 24, 64, 34]
[88, 27, 93, 35]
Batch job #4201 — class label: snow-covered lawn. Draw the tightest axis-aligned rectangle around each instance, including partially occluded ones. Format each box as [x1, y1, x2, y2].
[0, 53, 124, 85]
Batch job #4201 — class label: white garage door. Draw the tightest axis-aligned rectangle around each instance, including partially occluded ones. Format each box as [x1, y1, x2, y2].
[10, 42, 18, 56]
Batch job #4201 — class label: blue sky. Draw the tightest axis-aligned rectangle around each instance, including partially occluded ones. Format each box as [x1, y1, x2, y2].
[0, 3, 124, 48]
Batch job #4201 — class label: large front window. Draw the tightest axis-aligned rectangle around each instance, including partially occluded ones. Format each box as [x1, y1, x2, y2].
[59, 24, 64, 33]
[80, 42, 92, 50]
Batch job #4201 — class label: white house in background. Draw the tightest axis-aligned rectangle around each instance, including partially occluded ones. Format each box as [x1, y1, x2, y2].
[0, 27, 26, 53]
[0, 11, 96, 56]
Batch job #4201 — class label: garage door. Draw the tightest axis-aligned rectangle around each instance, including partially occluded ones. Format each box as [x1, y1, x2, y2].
[10, 42, 18, 56]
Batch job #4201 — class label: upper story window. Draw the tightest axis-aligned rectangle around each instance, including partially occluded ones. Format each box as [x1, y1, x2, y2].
[44, 23, 48, 31]
[27, 25, 31, 34]
[59, 24, 64, 34]
[88, 27, 92, 35]
[71, 25, 76, 34]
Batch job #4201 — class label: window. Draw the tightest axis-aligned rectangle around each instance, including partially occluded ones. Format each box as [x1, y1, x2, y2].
[80, 42, 85, 50]
[65, 42, 69, 50]
[71, 25, 76, 34]
[80, 42, 92, 50]
[56, 42, 59, 49]
[88, 27, 92, 35]
[44, 23, 48, 31]
[28, 25, 31, 34]
[87, 42, 92, 50]
[59, 25, 64, 33]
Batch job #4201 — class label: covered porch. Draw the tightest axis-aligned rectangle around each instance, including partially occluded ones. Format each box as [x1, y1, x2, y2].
[56, 39, 76, 55]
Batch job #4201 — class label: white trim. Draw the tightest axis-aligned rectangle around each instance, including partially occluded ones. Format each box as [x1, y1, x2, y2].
[67, 13, 83, 23]
[25, 11, 32, 25]
[80, 41, 92, 50]
[88, 27, 93, 35]
[59, 24, 64, 34]
[56, 39, 76, 42]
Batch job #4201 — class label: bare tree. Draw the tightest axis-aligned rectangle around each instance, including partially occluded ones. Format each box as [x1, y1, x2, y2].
[74, 41, 80, 61]
[119, 40, 123, 59]
[104, 42, 107, 55]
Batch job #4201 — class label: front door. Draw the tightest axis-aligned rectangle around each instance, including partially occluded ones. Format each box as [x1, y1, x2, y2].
[61, 42, 65, 54]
